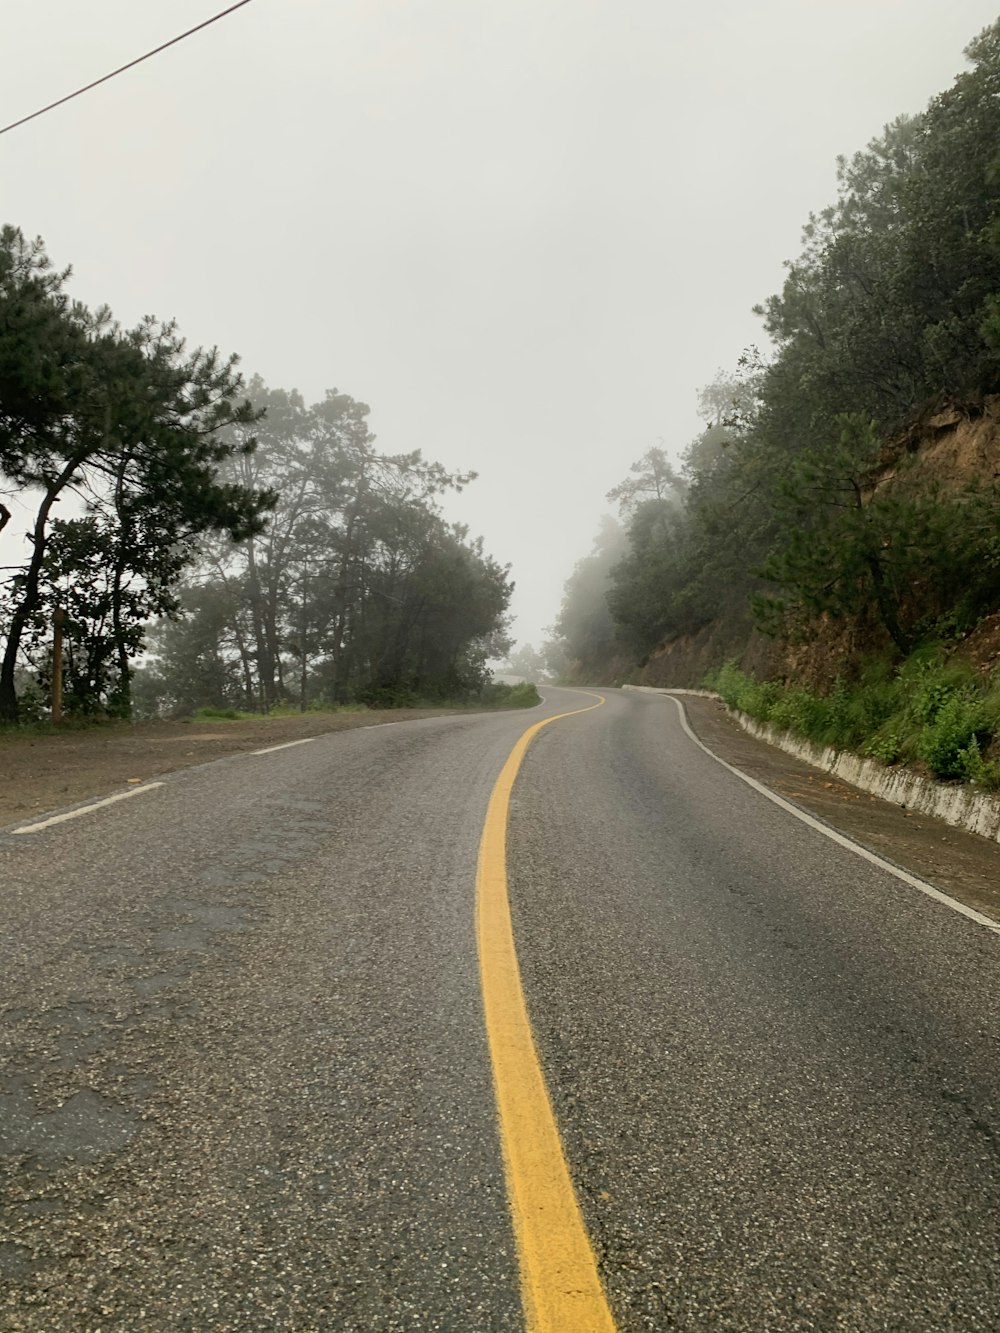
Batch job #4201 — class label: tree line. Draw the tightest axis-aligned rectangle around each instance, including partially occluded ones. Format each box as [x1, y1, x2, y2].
[137, 379, 512, 715]
[552, 19, 1000, 681]
[0, 229, 511, 723]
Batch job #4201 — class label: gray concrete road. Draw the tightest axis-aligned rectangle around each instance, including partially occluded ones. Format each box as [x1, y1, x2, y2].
[2, 687, 999, 1330]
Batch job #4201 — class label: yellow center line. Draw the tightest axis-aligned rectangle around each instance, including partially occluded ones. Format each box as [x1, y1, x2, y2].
[476, 690, 616, 1333]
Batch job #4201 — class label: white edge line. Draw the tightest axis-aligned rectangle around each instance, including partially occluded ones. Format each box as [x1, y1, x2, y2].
[11, 782, 165, 835]
[251, 738, 315, 755]
[665, 693, 1000, 937]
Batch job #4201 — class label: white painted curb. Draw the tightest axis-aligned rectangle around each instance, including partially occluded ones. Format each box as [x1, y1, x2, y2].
[624, 684, 1000, 845]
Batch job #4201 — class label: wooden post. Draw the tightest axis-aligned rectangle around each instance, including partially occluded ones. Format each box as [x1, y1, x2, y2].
[51, 607, 64, 724]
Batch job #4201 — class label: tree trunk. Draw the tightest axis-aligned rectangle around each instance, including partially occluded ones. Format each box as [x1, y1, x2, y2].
[232, 615, 256, 711]
[244, 536, 275, 709]
[264, 568, 284, 702]
[298, 565, 309, 711]
[0, 462, 78, 722]
[51, 607, 65, 723]
[110, 454, 134, 718]
[866, 552, 910, 655]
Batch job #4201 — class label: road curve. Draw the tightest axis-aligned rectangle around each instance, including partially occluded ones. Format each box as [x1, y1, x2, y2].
[1, 687, 999, 1330]
[510, 688, 1000, 1330]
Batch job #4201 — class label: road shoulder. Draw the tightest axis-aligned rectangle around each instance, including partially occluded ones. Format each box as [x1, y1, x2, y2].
[0, 707, 478, 827]
[677, 693, 1000, 926]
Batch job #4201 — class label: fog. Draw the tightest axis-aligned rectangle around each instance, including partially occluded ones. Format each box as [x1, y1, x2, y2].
[3, 0, 997, 646]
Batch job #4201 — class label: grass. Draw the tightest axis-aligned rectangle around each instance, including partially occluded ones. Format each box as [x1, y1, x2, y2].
[704, 648, 1000, 790]
[0, 680, 544, 737]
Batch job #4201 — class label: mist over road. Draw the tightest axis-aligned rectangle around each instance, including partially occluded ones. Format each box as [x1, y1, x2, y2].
[2, 689, 998, 1330]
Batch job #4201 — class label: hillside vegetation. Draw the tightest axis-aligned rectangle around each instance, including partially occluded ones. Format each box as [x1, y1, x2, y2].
[549, 19, 1000, 781]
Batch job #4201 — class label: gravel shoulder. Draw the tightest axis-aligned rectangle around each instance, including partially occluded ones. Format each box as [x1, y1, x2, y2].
[679, 693, 1000, 925]
[0, 708, 476, 826]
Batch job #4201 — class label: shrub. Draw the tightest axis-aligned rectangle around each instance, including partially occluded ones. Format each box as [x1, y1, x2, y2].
[865, 731, 902, 765]
[355, 684, 421, 709]
[505, 681, 542, 707]
[917, 690, 990, 779]
[955, 737, 1000, 791]
[479, 681, 542, 708]
[15, 680, 48, 725]
[769, 688, 832, 743]
[899, 652, 975, 727]
[847, 680, 898, 739]
[704, 648, 1000, 787]
[709, 662, 783, 722]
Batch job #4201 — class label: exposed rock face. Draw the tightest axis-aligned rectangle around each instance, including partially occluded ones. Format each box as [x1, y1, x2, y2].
[886, 396, 1000, 489]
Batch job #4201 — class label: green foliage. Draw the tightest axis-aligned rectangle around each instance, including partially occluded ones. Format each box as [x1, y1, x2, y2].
[899, 651, 976, 725]
[607, 498, 695, 657]
[750, 415, 1000, 655]
[189, 376, 511, 713]
[768, 688, 836, 744]
[1, 233, 510, 722]
[953, 736, 1000, 790]
[485, 680, 542, 708]
[708, 660, 780, 720]
[135, 580, 249, 718]
[510, 682, 541, 707]
[605, 446, 682, 510]
[267, 700, 369, 717]
[562, 23, 1000, 685]
[355, 684, 422, 710]
[865, 732, 903, 765]
[9, 678, 47, 727]
[0, 226, 271, 722]
[707, 648, 1000, 787]
[742, 25, 1000, 652]
[915, 690, 988, 778]
[503, 643, 547, 680]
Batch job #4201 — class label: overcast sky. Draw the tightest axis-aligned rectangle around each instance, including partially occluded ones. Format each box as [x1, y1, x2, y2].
[3, 1, 999, 647]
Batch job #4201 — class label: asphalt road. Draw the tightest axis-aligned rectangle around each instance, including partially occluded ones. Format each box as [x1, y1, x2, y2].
[2, 688, 999, 1330]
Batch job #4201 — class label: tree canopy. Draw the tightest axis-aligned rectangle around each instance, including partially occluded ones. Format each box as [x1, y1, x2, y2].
[555, 19, 1000, 683]
[0, 226, 272, 721]
[0, 229, 512, 721]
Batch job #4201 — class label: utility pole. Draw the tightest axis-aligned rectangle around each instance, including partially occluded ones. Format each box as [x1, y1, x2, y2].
[51, 606, 65, 724]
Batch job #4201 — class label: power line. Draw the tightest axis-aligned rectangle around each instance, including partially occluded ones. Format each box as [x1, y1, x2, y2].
[0, 0, 254, 138]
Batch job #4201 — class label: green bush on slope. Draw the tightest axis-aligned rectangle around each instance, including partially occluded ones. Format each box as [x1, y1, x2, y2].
[705, 652, 1000, 789]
